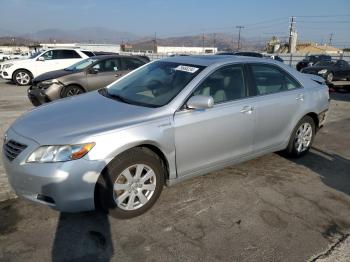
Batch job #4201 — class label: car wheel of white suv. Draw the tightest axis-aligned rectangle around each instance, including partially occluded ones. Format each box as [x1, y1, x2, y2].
[13, 69, 32, 86]
[97, 147, 165, 219]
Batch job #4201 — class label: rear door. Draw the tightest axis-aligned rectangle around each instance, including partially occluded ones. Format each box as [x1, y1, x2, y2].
[86, 58, 123, 90]
[247, 63, 304, 152]
[174, 64, 256, 177]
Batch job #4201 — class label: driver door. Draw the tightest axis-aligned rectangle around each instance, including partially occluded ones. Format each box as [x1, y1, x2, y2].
[86, 58, 124, 90]
[173, 64, 255, 177]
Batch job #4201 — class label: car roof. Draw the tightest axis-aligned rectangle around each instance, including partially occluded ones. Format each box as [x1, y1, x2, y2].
[90, 54, 146, 60]
[161, 55, 273, 67]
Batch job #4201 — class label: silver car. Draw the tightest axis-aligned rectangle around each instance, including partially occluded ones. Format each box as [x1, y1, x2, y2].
[2, 56, 329, 218]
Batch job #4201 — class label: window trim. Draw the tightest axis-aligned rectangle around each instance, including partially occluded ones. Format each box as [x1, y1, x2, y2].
[179, 63, 251, 110]
[246, 62, 303, 97]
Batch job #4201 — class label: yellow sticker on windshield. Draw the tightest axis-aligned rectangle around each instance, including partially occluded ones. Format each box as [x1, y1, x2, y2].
[175, 65, 199, 73]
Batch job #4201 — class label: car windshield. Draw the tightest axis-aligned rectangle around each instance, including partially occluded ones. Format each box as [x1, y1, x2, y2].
[65, 57, 99, 71]
[105, 61, 205, 107]
[314, 61, 334, 66]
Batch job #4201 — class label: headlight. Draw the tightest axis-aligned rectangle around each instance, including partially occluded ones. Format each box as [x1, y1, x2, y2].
[27, 143, 95, 163]
[318, 69, 327, 74]
[41, 79, 61, 85]
[3, 63, 13, 69]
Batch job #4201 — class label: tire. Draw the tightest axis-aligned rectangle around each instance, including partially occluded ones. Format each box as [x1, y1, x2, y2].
[97, 147, 165, 219]
[61, 85, 85, 97]
[13, 69, 32, 86]
[284, 116, 315, 158]
[326, 72, 334, 83]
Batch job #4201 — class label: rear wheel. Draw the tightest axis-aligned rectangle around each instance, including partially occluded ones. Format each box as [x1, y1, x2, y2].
[97, 147, 165, 219]
[284, 116, 315, 158]
[61, 85, 85, 97]
[13, 70, 32, 86]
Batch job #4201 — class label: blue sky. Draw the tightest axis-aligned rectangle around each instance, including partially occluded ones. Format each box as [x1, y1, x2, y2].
[0, 0, 349, 46]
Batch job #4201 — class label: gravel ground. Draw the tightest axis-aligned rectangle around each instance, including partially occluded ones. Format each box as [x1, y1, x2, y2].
[0, 79, 350, 261]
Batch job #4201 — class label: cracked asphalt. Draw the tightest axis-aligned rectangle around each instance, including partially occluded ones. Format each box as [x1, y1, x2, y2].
[0, 79, 350, 261]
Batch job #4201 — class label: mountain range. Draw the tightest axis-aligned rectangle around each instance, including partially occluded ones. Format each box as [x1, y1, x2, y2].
[0, 27, 268, 50]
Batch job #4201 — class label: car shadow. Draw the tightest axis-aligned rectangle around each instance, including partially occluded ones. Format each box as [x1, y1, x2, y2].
[291, 147, 350, 196]
[51, 210, 114, 262]
[330, 90, 350, 101]
[42, 162, 115, 262]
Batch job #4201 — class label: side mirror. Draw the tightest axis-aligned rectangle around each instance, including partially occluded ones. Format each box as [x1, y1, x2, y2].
[37, 56, 45, 61]
[88, 68, 99, 74]
[186, 95, 214, 110]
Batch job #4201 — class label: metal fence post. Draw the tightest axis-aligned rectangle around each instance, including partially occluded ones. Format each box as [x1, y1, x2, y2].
[289, 53, 293, 67]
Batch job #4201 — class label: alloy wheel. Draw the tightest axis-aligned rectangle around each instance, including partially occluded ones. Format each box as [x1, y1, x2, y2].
[113, 164, 157, 211]
[294, 122, 312, 153]
[66, 87, 83, 96]
[15, 72, 30, 85]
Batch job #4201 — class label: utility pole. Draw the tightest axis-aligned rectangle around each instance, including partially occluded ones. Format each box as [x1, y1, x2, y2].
[153, 32, 157, 53]
[288, 16, 297, 53]
[236, 26, 244, 50]
[213, 33, 216, 50]
[328, 33, 334, 46]
[202, 32, 205, 53]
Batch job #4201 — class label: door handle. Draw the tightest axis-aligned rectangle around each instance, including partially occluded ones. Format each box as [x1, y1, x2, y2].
[296, 94, 304, 101]
[240, 106, 254, 114]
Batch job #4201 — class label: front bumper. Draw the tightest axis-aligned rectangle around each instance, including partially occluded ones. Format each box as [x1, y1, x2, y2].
[28, 82, 64, 106]
[2, 128, 106, 212]
[27, 86, 51, 106]
[1, 70, 11, 79]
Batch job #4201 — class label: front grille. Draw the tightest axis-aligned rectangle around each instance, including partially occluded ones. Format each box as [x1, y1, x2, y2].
[3, 140, 27, 161]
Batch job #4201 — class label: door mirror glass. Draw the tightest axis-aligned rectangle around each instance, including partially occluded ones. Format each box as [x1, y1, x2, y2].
[88, 68, 99, 74]
[187, 95, 214, 110]
[37, 56, 45, 61]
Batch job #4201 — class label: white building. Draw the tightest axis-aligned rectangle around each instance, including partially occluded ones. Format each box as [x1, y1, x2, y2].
[40, 43, 121, 53]
[156, 46, 218, 55]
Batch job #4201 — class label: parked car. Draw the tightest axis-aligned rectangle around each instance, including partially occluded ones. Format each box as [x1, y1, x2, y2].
[0, 49, 90, 86]
[301, 59, 350, 83]
[28, 55, 148, 106]
[0, 51, 11, 61]
[217, 52, 284, 63]
[2, 56, 329, 218]
[217, 51, 263, 58]
[296, 54, 332, 71]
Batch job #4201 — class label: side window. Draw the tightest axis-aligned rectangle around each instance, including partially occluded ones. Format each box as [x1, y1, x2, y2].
[93, 58, 121, 72]
[123, 58, 145, 70]
[250, 64, 300, 96]
[56, 50, 82, 59]
[193, 65, 246, 104]
[41, 50, 58, 60]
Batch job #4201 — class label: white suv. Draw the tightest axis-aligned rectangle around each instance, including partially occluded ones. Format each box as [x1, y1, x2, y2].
[0, 49, 92, 85]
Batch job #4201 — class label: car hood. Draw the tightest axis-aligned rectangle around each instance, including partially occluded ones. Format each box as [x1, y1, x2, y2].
[33, 69, 79, 83]
[11, 91, 159, 145]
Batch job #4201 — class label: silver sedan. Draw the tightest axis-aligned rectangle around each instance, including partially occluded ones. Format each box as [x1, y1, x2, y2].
[2, 55, 329, 218]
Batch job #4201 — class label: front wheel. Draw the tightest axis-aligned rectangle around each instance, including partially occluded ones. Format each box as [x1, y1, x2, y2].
[326, 72, 334, 83]
[61, 85, 85, 97]
[284, 116, 315, 158]
[97, 148, 165, 219]
[13, 70, 32, 86]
